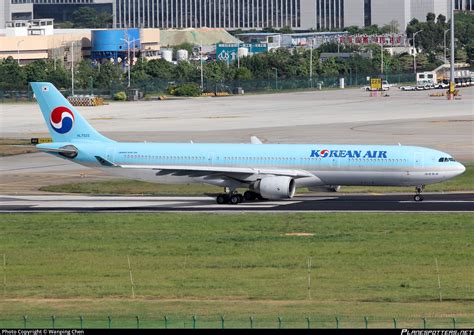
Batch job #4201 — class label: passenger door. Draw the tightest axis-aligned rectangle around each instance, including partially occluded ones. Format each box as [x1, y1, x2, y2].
[414, 152, 424, 168]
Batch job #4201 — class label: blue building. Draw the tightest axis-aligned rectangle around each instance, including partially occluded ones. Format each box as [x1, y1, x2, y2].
[91, 28, 140, 64]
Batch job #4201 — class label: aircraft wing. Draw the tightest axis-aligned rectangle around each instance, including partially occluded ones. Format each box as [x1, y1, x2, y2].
[95, 156, 313, 179]
[120, 164, 313, 178]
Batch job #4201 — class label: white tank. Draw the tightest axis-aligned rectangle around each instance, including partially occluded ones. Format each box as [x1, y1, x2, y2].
[162, 49, 173, 62]
[177, 49, 189, 62]
[238, 47, 249, 58]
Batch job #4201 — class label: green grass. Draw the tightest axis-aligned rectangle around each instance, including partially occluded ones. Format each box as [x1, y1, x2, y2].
[0, 213, 473, 328]
[39, 164, 474, 195]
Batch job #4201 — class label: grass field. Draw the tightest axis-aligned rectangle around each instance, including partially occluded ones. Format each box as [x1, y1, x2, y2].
[0, 213, 473, 328]
[0, 139, 37, 157]
[39, 164, 474, 195]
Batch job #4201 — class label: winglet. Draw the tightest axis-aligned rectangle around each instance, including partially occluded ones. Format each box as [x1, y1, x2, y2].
[250, 136, 263, 144]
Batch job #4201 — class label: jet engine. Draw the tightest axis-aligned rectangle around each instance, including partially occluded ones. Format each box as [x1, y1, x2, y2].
[251, 176, 296, 200]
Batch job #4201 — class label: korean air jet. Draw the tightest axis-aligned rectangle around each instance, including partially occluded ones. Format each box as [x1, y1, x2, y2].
[31, 82, 466, 204]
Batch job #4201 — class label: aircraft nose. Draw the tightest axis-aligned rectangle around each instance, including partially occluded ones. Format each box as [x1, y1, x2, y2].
[456, 163, 466, 175]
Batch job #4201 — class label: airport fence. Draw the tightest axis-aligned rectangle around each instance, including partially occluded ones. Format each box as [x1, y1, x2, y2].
[0, 72, 416, 103]
[0, 316, 471, 329]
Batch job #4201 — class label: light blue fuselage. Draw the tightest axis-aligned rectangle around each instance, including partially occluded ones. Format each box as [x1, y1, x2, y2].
[42, 141, 465, 188]
[30, 81, 465, 194]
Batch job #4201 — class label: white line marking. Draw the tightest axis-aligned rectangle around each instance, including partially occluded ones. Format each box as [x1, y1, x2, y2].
[399, 201, 474, 203]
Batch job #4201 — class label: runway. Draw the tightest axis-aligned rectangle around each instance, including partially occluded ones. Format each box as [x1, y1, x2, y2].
[1, 193, 473, 213]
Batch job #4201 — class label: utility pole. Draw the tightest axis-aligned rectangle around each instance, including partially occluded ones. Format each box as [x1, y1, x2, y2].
[200, 40, 204, 91]
[16, 40, 24, 65]
[443, 29, 450, 64]
[413, 30, 423, 74]
[70, 41, 77, 96]
[309, 39, 313, 87]
[120, 36, 137, 88]
[380, 43, 384, 75]
[449, 0, 455, 100]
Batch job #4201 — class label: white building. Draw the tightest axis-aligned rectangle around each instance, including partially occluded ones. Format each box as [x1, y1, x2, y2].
[344, 0, 452, 32]
[115, 0, 313, 30]
[1, 0, 114, 29]
[2, 0, 470, 31]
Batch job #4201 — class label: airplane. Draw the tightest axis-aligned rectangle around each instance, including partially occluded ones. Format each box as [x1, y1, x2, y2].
[30, 82, 466, 204]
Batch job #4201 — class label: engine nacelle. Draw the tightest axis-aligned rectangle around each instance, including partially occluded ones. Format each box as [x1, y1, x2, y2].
[308, 185, 341, 192]
[252, 176, 296, 200]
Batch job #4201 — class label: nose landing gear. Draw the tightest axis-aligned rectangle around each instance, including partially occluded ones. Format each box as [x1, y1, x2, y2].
[414, 185, 424, 202]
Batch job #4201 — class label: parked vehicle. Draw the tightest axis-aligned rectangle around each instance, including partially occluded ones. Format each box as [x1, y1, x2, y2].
[363, 80, 390, 91]
[399, 85, 416, 91]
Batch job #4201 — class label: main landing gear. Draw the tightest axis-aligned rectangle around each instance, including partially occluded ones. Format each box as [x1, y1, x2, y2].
[216, 193, 243, 204]
[215, 190, 262, 204]
[414, 185, 424, 202]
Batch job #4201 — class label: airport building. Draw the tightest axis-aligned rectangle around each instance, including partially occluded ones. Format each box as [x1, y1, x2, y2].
[115, 0, 311, 29]
[115, 0, 460, 31]
[1, 0, 472, 31]
[455, 0, 473, 10]
[0, 0, 114, 29]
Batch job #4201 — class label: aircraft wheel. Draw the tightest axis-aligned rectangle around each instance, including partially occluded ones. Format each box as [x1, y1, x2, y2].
[216, 194, 228, 204]
[229, 194, 241, 205]
[244, 191, 257, 201]
[414, 194, 423, 202]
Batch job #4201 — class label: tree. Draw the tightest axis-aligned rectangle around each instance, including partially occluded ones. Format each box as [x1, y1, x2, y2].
[75, 60, 97, 89]
[204, 61, 223, 81]
[279, 26, 294, 34]
[45, 60, 70, 89]
[174, 61, 200, 82]
[145, 59, 175, 80]
[235, 67, 253, 80]
[382, 20, 400, 33]
[437, 14, 446, 24]
[131, 58, 151, 83]
[0, 57, 26, 90]
[426, 12, 436, 23]
[24, 60, 48, 84]
[95, 62, 124, 88]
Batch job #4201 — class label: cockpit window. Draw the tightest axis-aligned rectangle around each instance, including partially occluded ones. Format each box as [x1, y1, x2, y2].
[438, 157, 456, 162]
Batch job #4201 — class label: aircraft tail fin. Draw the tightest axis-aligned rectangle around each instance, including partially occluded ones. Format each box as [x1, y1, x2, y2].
[30, 82, 114, 143]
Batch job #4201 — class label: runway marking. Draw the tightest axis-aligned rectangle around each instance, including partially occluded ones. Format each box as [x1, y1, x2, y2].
[181, 201, 302, 209]
[399, 200, 474, 203]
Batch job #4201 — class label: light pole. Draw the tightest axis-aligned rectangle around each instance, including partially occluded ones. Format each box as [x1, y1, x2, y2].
[70, 41, 79, 96]
[200, 40, 204, 91]
[16, 40, 24, 65]
[120, 36, 137, 88]
[309, 39, 313, 87]
[272, 67, 278, 90]
[449, 0, 455, 99]
[412, 30, 423, 73]
[380, 43, 384, 75]
[443, 29, 450, 64]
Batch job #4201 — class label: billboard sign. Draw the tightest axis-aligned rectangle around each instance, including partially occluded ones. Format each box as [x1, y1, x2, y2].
[216, 43, 268, 62]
